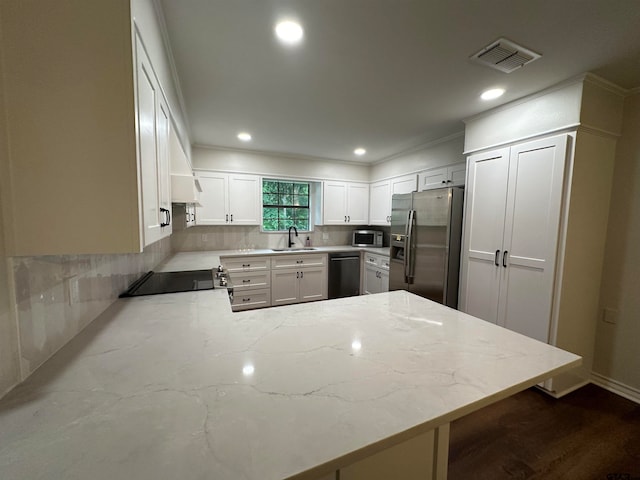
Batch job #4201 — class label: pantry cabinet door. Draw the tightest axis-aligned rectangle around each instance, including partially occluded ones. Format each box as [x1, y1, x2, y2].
[459, 148, 510, 323]
[498, 135, 567, 342]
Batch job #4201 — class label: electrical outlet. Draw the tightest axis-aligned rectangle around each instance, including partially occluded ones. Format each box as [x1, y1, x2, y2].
[602, 307, 618, 324]
[322, 232, 329, 241]
[201, 234, 208, 242]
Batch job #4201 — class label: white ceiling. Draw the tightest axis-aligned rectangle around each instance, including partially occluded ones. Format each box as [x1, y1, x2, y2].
[158, 0, 640, 163]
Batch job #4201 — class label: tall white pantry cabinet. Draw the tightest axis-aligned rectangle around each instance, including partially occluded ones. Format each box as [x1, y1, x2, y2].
[460, 75, 626, 396]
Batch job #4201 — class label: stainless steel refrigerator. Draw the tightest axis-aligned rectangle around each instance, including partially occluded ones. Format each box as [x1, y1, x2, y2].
[389, 187, 464, 308]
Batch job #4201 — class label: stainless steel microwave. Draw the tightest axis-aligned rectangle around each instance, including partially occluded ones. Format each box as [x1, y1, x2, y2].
[352, 230, 383, 247]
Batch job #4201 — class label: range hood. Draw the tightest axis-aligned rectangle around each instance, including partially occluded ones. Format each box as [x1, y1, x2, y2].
[171, 174, 201, 204]
[169, 124, 201, 204]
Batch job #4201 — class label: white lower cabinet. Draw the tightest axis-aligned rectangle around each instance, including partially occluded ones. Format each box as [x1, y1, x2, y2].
[363, 253, 390, 294]
[222, 256, 272, 312]
[271, 254, 328, 306]
[230, 288, 271, 311]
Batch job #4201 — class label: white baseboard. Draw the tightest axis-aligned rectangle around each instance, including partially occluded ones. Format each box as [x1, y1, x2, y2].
[591, 372, 640, 405]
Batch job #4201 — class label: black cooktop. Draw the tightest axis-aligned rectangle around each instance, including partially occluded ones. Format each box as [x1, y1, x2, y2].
[119, 270, 215, 297]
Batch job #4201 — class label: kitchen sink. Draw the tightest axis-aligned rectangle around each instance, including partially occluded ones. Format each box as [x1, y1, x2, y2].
[270, 247, 317, 252]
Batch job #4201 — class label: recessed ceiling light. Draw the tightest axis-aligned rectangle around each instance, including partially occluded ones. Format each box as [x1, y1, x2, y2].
[481, 88, 505, 101]
[237, 132, 252, 142]
[275, 20, 303, 45]
[354, 148, 366, 156]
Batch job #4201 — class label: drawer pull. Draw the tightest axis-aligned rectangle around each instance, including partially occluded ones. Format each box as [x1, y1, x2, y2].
[242, 297, 251, 302]
[243, 279, 251, 283]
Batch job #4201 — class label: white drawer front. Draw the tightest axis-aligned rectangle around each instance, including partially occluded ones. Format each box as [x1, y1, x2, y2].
[222, 256, 270, 273]
[271, 253, 327, 270]
[364, 254, 380, 267]
[231, 271, 270, 291]
[379, 257, 390, 270]
[231, 288, 271, 311]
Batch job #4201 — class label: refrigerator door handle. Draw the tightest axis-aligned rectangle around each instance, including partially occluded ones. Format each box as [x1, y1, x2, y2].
[405, 210, 415, 280]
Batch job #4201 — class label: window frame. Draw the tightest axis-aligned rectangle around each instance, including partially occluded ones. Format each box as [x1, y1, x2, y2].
[261, 178, 313, 233]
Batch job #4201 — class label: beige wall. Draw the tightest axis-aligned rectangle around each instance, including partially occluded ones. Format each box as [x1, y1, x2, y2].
[0, 198, 20, 398]
[193, 147, 370, 182]
[0, 25, 21, 396]
[370, 134, 465, 182]
[593, 92, 640, 392]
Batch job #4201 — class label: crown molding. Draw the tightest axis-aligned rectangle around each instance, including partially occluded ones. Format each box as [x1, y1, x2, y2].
[371, 131, 465, 166]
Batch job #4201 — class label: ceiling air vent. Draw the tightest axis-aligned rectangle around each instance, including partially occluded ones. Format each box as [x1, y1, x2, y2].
[470, 38, 541, 73]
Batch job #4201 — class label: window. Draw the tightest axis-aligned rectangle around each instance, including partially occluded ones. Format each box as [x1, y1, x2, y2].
[262, 179, 310, 231]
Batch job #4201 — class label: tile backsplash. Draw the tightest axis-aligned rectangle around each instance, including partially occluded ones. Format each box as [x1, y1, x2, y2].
[171, 223, 389, 252]
[8, 238, 171, 381]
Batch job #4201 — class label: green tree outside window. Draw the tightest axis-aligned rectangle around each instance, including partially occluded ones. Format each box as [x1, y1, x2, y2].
[262, 180, 310, 231]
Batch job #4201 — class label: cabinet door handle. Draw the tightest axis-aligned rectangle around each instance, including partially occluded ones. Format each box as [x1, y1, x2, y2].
[296, 272, 299, 279]
[300, 271, 304, 279]
[344, 216, 347, 222]
[226, 214, 229, 223]
[167, 208, 171, 226]
[348, 215, 351, 222]
[230, 214, 233, 222]
[503, 250, 508, 268]
[494, 250, 500, 267]
[441, 180, 446, 184]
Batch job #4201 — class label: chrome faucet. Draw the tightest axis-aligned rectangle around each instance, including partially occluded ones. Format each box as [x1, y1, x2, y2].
[288, 226, 298, 248]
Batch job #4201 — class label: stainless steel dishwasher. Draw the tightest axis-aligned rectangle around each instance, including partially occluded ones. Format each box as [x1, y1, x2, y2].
[328, 252, 361, 299]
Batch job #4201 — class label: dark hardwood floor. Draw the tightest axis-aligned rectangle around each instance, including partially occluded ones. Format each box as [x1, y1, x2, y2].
[448, 383, 640, 480]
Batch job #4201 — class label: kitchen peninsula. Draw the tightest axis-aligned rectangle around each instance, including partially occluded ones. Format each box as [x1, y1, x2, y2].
[0, 273, 580, 480]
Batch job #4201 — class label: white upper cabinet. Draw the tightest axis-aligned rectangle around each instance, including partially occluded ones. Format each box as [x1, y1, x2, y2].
[368, 181, 392, 225]
[460, 135, 568, 343]
[0, 2, 180, 255]
[135, 34, 172, 246]
[418, 163, 466, 191]
[369, 174, 417, 226]
[196, 172, 260, 225]
[323, 181, 369, 225]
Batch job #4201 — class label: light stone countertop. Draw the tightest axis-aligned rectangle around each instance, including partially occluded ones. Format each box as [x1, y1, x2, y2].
[155, 246, 390, 272]
[0, 289, 579, 480]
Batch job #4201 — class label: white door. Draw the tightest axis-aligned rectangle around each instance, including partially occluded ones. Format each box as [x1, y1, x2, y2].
[379, 269, 389, 293]
[448, 163, 467, 186]
[156, 95, 172, 237]
[298, 267, 327, 302]
[459, 148, 510, 323]
[347, 183, 369, 224]
[498, 135, 567, 342]
[228, 174, 260, 225]
[363, 265, 379, 295]
[369, 180, 391, 225]
[323, 181, 348, 224]
[271, 270, 299, 306]
[391, 174, 418, 195]
[136, 37, 162, 247]
[418, 167, 447, 191]
[196, 172, 228, 225]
